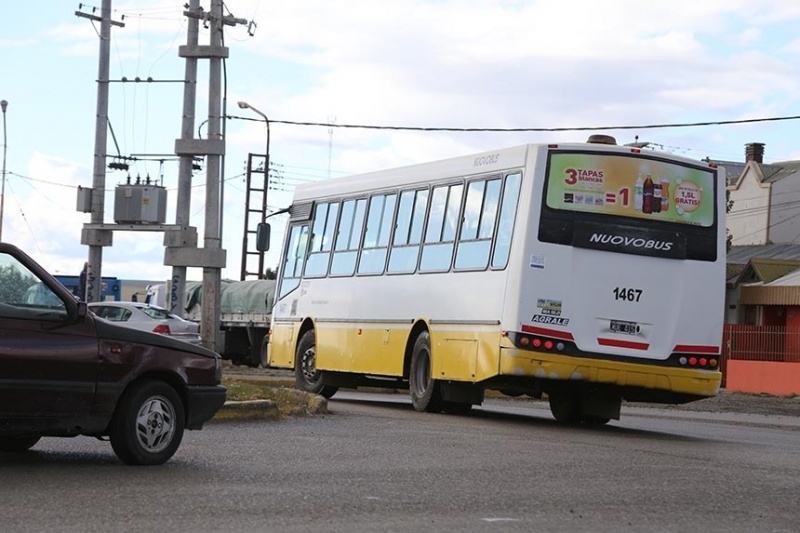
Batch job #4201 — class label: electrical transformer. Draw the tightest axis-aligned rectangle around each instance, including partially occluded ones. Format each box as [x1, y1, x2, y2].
[113, 183, 167, 224]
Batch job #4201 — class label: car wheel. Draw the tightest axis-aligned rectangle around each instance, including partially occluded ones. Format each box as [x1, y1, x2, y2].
[294, 330, 338, 399]
[409, 331, 444, 412]
[109, 380, 185, 466]
[0, 435, 41, 452]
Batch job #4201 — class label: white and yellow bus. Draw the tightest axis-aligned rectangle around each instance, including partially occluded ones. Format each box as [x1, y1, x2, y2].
[265, 135, 725, 423]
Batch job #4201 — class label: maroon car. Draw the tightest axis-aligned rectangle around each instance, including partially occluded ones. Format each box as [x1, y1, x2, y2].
[0, 243, 226, 465]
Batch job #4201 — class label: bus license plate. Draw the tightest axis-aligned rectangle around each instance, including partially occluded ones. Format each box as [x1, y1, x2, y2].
[610, 320, 640, 335]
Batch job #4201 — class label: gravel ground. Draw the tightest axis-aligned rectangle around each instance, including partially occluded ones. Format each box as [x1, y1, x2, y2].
[223, 362, 800, 418]
[626, 389, 800, 417]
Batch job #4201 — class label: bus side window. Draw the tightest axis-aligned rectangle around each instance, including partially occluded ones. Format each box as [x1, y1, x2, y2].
[305, 202, 339, 278]
[388, 188, 428, 274]
[492, 172, 522, 269]
[455, 177, 501, 270]
[420, 183, 463, 272]
[331, 198, 366, 277]
[278, 224, 309, 299]
[358, 193, 397, 275]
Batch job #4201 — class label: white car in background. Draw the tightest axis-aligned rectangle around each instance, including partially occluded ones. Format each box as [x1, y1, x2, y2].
[88, 301, 202, 345]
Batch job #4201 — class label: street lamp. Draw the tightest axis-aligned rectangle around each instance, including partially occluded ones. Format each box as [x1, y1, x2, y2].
[237, 101, 270, 176]
[237, 101, 271, 279]
[0, 99, 7, 242]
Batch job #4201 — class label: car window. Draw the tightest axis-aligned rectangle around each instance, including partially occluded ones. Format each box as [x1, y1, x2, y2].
[93, 306, 131, 322]
[141, 306, 170, 320]
[0, 251, 67, 321]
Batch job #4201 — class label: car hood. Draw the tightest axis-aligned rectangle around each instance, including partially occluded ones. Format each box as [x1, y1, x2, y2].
[93, 317, 219, 359]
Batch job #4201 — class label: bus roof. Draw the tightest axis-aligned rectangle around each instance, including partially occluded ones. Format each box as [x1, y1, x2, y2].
[293, 143, 531, 202]
[291, 141, 713, 202]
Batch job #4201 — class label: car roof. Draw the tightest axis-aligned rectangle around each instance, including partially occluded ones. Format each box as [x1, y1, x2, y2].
[88, 301, 166, 311]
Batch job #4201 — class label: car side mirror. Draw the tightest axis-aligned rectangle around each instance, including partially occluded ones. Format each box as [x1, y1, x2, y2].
[256, 222, 271, 252]
[74, 301, 88, 322]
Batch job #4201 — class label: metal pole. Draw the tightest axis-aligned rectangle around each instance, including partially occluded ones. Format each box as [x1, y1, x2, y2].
[236, 101, 270, 279]
[86, 0, 113, 302]
[0, 99, 7, 242]
[237, 102, 270, 178]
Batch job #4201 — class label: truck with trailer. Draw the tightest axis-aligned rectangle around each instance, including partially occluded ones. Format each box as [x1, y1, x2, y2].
[146, 279, 275, 367]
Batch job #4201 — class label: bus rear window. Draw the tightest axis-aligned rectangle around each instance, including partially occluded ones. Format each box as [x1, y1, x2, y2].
[545, 152, 716, 227]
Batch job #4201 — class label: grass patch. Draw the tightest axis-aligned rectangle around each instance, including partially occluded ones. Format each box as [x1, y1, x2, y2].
[222, 377, 327, 416]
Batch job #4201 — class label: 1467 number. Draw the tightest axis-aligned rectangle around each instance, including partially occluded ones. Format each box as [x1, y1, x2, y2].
[613, 287, 642, 302]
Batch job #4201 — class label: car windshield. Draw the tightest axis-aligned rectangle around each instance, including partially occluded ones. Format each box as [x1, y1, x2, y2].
[0, 251, 67, 321]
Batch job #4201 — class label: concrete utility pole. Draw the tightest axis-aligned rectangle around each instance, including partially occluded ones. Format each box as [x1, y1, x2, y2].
[0, 99, 7, 242]
[77, 0, 123, 302]
[170, 1, 246, 350]
[202, 0, 225, 350]
[168, 0, 202, 317]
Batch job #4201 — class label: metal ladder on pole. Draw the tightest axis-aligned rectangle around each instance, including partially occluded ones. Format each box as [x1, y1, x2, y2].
[239, 153, 268, 280]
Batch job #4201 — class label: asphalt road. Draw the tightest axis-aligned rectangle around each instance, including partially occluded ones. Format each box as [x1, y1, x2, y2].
[2, 393, 799, 533]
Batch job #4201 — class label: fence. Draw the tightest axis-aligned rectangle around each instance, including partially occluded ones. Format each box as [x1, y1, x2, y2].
[721, 324, 800, 394]
[722, 324, 800, 363]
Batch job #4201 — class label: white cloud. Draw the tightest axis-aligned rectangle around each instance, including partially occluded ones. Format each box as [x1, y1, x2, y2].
[5, 0, 800, 282]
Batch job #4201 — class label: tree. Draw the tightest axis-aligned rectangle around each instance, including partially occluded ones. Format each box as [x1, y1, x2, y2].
[263, 267, 277, 280]
[0, 265, 37, 303]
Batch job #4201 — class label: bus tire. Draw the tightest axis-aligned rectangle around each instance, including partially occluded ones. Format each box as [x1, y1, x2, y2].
[548, 391, 582, 423]
[409, 331, 444, 413]
[295, 330, 339, 399]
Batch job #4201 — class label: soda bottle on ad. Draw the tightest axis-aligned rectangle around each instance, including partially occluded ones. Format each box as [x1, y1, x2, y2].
[661, 178, 670, 211]
[643, 173, 654, 214]
[653, 177, 662, 213]
[634, 173, 643, 210]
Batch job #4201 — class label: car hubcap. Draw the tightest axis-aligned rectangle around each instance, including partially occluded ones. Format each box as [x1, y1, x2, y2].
[135, 396, 175, 453]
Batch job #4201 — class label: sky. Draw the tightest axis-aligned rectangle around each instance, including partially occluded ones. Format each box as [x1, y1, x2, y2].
[1, 0, 800, 284]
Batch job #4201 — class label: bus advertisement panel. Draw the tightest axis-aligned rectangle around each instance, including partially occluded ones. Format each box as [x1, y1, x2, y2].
[545, 152, 716, 227]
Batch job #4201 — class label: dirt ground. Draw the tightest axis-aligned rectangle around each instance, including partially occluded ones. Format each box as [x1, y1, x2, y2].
[223, 362, 800, 418]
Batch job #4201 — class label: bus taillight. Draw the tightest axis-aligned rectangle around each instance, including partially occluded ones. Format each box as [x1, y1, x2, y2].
[678, 355, 719, 369]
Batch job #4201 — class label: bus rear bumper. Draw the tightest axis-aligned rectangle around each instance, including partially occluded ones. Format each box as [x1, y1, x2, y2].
[498, 347, 721, 402]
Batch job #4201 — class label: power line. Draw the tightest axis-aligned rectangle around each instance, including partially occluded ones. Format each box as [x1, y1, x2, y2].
[229, 113, 800, 133]
[731, 207, 800, 245]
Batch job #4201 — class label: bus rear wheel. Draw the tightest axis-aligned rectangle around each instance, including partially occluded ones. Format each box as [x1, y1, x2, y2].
[409, 331, 444, 412]
[295, 330, 339, 399]
[548, 391, 582, 423]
